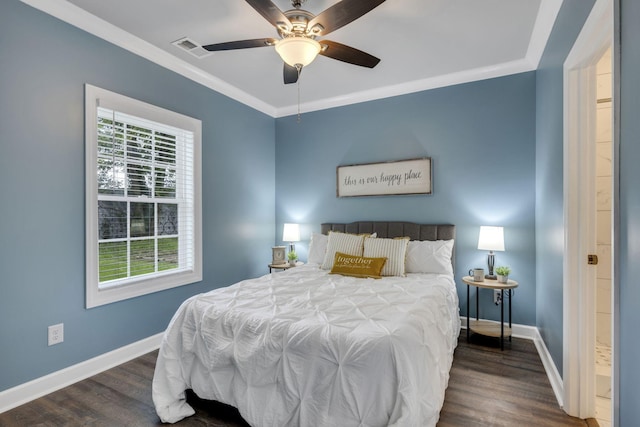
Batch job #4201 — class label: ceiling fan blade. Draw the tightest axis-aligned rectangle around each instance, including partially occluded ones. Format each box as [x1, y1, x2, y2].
[319, 40, 380, 68]
[283, 63, 300, 84]
[245, 0, 292, 31]
[307, 0, 386, 37]
[203, 38, 277, 51]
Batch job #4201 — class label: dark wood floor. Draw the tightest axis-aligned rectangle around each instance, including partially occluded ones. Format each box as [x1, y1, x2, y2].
[0, 333, 594, 426]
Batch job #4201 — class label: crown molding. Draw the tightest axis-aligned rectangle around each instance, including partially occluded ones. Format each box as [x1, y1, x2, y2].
[21, 0, 560, 118]
[276, 0, 563, 118]
[274, 58, 535, 118]
[20, 0, 277, 117]
[526, 0, 564, 68]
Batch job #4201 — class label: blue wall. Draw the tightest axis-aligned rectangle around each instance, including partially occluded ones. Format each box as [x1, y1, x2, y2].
[4, 0, 640, 423]
[533, 1, 640, 423]
[618, 0, 640, 423]
[275, 73, 538, 326]
[0, 0, 275, 391]
[534, 0, 595, 376]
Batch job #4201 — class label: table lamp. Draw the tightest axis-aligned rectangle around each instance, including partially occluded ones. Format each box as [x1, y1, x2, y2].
[477, 226, 505, 279]
[282, 223, 300, 254]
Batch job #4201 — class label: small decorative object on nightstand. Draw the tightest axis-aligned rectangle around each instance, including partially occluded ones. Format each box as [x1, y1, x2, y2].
[495, 266, 511, 283]
[272, 246, 286, 265]
[463, 275, 518, 350]
[287, 250, 298, 267]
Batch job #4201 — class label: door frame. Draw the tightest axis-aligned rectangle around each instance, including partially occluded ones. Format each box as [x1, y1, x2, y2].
[562, 0, 613, 420]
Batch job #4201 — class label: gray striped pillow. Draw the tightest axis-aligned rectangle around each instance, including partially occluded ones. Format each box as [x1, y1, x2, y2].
[363, 237, 410, 276]
[321, 231, 366, 270]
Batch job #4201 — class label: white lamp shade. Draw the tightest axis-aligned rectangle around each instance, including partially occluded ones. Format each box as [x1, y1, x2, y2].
[282, 223, 300, 242]
[275, 37, 321, 67]
[477, 226, 505, 251]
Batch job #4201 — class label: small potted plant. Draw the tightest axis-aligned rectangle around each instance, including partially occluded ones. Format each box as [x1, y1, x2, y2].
[287, 250, 297, 267]
[495, 266, 511, 283]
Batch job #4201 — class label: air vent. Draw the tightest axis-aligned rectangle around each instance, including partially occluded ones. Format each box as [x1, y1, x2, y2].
[171, 37, 211, 59]
[177, 39, 197, 50]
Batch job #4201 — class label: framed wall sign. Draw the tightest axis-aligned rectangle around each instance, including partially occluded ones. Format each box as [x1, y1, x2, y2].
[336, 158, 432, 197]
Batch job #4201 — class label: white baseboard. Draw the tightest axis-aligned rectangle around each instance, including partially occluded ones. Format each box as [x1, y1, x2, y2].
[2, 323, 565, 415]
[460, 318, 564, 407]
[532, 329, 564, 408]
[0, 333, 163, 414]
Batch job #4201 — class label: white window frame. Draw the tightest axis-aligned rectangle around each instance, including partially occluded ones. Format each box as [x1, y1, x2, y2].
[85, 84, 202, 308]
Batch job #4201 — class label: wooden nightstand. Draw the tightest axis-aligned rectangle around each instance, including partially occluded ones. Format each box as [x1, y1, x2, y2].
[268, 262, 302, 273]
[462, 275, 518, 350]
[269, 263, 291, 273]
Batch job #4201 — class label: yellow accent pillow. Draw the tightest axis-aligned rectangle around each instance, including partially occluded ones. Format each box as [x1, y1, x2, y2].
[330, 252, 387, 279]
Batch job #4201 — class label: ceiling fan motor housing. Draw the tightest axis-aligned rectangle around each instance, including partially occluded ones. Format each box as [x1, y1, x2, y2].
[279, 9, 321, 38]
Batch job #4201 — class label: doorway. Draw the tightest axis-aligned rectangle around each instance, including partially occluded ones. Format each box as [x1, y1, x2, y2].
[562, 0, 615, 423]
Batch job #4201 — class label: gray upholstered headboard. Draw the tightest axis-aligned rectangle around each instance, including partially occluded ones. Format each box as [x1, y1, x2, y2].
[320, 221, 455, 241]
[320, 221, 456, 268]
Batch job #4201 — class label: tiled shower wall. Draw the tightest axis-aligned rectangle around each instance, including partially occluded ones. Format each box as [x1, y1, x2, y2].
[596, 48, 612, 349]
[595, 48, 612, 405]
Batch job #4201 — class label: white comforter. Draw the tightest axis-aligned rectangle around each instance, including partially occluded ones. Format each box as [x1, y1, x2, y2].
[153, 264, 460, 426]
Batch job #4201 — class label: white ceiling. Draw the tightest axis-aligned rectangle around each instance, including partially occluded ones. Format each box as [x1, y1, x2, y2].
[22, 0, 561, 117]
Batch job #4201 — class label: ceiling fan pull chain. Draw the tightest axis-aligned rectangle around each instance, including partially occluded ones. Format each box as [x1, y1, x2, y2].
[297, 65, 302, 123]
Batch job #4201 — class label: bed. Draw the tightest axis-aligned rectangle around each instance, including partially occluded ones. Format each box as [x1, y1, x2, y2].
[153, 221, 459, 426]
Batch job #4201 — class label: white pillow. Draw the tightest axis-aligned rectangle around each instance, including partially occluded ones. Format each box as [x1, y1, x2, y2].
[405, 239, 454, 275]
[308, 232, 328, 265]
[363, 237, 410, 277]
[321, 231, 366, 270]
[310, 232, 377, 266]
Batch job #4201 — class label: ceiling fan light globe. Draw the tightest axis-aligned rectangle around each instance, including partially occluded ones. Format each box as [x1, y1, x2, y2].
[275, 37, 321, 67]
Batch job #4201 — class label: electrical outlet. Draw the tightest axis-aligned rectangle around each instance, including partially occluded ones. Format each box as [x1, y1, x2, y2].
[494, 290, 502, 305]
[48, 323, 64, 346]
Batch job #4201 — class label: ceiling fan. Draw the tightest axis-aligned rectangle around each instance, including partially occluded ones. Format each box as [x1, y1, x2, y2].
[203, 0, 386, 84]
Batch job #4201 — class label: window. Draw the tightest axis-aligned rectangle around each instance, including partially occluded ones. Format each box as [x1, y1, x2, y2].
[85, 85, 201, 308]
